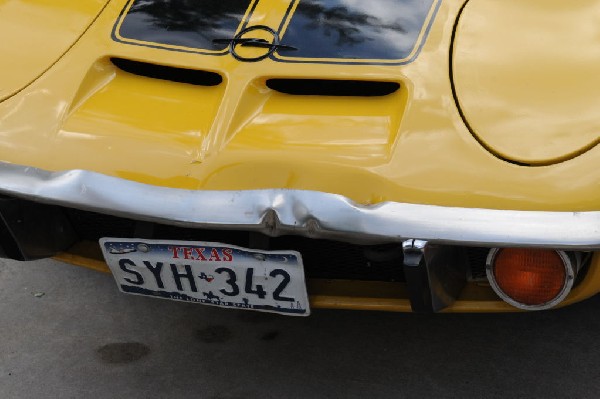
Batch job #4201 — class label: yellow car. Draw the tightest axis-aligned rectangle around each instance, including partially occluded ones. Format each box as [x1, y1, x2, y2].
[0, 0, 598, 315]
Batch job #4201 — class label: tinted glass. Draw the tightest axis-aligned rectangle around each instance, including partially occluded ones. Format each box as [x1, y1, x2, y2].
[280, 0, 436, 60]
[118, 0, 253, 50]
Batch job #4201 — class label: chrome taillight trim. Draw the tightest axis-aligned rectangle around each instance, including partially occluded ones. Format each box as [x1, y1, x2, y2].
[485, 249, 580, 310]
[0, 161, 599, 248]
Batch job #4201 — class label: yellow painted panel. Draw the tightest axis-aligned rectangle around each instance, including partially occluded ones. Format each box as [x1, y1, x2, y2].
[226, 80, 407, 160]
[57, 59, 225, 178]
[0, 0, 109, 101]
[453, 0, 600, 164]
[0, 0, 598, 213]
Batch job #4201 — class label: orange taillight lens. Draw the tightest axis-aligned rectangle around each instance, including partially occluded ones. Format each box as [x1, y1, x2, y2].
[490, 248, 567, 306]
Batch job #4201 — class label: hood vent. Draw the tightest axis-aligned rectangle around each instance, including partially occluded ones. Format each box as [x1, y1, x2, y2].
[266, 79, 399, 97]
[111, 58, 223, 86]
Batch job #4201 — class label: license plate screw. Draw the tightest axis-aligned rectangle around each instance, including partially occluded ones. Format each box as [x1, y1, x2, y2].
[137, 243, 150, 253]
[253, 253, 266, 261]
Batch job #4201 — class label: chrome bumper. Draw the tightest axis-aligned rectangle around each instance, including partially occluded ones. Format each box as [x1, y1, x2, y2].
[0, 162, 598, 249]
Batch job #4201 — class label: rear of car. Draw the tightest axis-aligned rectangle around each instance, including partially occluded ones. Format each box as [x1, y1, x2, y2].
[0, 0, 598, 314]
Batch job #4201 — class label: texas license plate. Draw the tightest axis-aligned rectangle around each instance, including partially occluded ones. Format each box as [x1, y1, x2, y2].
[100, 238, 310, 316]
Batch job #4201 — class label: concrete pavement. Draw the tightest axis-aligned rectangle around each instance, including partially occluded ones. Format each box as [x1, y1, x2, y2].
[1, 258, 600, 398]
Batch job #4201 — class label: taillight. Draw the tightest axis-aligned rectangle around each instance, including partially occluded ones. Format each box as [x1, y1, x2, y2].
[486, 248, 580, 310]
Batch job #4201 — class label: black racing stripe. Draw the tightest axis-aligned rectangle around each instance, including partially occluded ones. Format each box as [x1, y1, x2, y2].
[240, 0, 261, 31]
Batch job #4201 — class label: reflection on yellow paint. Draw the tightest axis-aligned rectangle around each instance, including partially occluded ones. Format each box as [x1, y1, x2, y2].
[1, 0, 597, 312]
[0, 0, 109, 101]
[453, 0, 600, 164]
[0, 0, 598, 211]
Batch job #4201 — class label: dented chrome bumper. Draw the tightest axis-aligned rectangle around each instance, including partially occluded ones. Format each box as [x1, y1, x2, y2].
[0, 161, 599, 249]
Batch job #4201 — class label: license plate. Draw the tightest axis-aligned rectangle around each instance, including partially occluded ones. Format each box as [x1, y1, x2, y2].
[100, 238, 310, 316]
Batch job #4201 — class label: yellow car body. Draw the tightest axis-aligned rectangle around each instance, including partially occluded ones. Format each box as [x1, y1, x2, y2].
[0, 0, 598, 313]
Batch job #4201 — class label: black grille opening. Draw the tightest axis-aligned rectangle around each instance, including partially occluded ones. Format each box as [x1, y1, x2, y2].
[465, 247, 490, 281]
[271, 238, 404, 282]
[266, 79, 400, 97]
[64, 209, 405, 282]
[111, 58, 223, 86]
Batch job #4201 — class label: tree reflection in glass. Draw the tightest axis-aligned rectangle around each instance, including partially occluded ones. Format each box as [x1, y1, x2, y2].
[281, 0, 435, 60]
[119, 0, 252, 50]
